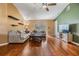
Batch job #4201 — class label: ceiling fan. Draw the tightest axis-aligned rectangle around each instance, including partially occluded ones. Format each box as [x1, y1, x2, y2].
[42, 3, 56, 11]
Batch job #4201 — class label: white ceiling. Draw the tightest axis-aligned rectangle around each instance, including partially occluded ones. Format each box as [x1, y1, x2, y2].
[14, 3, 69, 20]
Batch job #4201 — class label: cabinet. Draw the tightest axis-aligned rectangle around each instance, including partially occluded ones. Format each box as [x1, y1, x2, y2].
[62, 33, 73, 42]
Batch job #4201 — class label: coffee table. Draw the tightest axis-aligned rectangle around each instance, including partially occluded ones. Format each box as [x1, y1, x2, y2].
[30, 32, 46, 43]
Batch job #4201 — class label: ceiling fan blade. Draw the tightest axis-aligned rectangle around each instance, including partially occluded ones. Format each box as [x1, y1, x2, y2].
[45, 7, 49, 11]
[42, 3, 47, 5]
[42, 3, 49, 11]
[48, 3, 56, 6]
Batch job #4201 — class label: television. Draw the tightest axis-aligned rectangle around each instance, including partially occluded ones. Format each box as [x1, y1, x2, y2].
[69, 24, 77, 33]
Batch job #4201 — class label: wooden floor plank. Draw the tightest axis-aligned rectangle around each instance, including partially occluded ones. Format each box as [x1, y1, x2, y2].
[0, 36, 79, 56]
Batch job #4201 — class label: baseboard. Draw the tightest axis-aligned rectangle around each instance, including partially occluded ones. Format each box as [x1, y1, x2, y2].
[71, 42, 79, 46]
[0, 43, 8, 46]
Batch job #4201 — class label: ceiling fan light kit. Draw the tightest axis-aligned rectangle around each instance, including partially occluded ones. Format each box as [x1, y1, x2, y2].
[42, 5, 47, 8]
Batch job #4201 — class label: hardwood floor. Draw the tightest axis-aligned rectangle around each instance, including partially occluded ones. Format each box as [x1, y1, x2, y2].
[0, 35, 79, 56]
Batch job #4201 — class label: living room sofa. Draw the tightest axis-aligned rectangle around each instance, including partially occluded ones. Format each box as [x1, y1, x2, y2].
[8, 30, 31, 43]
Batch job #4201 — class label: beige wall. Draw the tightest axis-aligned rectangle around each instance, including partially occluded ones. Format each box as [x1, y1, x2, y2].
[47, 20, 55, 36]
[7, 3, 23, 20]
[0, 3, 7, 44]
[0, 3, 25, 44]
[7, 3, 26, 31]
[28, 20, 55, 36]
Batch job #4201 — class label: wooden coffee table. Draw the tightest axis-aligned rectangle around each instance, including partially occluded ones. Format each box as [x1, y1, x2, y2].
[30, 33, 46, 43]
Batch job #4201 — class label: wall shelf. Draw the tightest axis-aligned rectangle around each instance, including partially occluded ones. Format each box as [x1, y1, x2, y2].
[18, 22, 24, 25]
[11, 24, 18, 27]
[8, 15, 20, 20]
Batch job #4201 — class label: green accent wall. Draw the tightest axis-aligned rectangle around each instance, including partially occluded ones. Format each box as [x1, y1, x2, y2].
[57, 3, 79, 24]
[56, 3, 79, 43]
